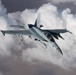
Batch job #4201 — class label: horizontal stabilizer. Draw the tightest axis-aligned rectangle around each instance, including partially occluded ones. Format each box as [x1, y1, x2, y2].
[10, 25, 25, 29]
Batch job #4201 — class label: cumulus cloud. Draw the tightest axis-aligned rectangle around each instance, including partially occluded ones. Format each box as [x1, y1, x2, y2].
[47, 0, 76, 5]
[20, 4, 76, 69]
[0, 0, 76, 70]
[0, 0, 14, 56]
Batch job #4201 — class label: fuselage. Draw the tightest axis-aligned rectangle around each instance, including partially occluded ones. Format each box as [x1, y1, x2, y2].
[28, 24, 63, 55]
[28, 24, 49, 42]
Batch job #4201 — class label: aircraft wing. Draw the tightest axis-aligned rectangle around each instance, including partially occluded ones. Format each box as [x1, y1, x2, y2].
[43, 29, 72, 34]
[42, 29, 72, 40]
[50, 29, 72, 34]
[1, 30, 32, 36]
[10, 25, 25, 29]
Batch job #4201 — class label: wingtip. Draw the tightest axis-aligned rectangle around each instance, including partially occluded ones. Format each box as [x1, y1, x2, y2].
[67, 30, 72, 34]
[1, 30, 5, 36]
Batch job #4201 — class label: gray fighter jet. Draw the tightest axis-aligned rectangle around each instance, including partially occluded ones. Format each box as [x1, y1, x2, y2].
[1, 14, 72, 55]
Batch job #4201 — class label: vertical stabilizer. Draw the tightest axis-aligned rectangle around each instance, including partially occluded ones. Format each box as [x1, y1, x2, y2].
[34, 13, 41, 28]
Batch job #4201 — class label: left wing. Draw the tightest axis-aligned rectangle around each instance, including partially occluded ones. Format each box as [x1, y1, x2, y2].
[50, 29, 72, 34]
[42, 29, 72, 34]
[1, 30, 32, 36]
[42, 29, 72, 40]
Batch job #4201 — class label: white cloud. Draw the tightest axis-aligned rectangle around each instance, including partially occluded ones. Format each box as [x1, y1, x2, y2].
[47, 0, 76, 4]
[20, 4, 76, 69]
[0, 0, 16, 56]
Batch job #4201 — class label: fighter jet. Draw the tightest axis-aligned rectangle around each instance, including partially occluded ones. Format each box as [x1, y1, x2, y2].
[0, 14, 72, 55]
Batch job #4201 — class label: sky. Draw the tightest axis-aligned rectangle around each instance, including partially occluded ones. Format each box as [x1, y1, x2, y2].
[2, 0, 76, 14]
[0, 0, 76, 75]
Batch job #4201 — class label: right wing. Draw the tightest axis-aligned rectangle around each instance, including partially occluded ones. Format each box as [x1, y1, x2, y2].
[1, 30, 32, 36]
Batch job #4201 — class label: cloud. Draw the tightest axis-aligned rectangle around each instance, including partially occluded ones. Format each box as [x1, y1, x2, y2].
[0, 0, 76, 70]
[20, 4, 76, 69]
[0, 55, 70, 75]
[0, 72, 3, 75]
[47, 0, 76, 5]
[35, 69, 55, 75]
